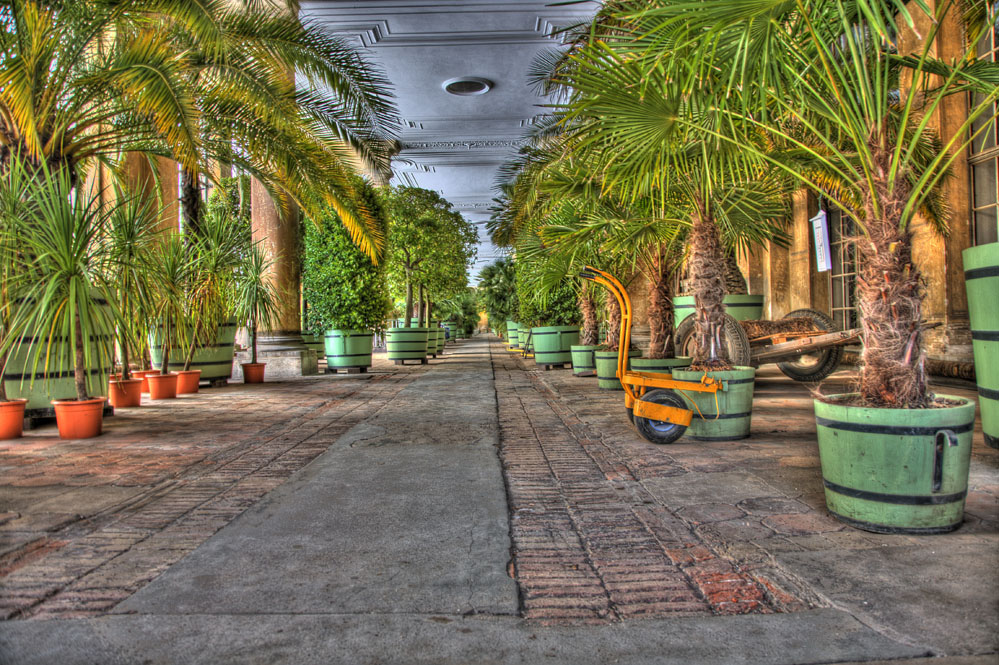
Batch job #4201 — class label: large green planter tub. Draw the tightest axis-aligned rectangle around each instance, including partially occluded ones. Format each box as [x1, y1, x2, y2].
[595, 349, 642, 390]
[673, 295, 764, 327]
[324, 329, 373, 374]
[507, 322, 520, 349]
[3, 331, 112, 418]
[429, 327, 445, 357]
[302, 332, 325, 356]
[570, 345, 599, 377]
[386, 327, 429, 365]
[630, 357, 692, 374]
[963, 241, 999, 449]
[814, 395, 976, 534]
[532, 326, 580, 367]
[672, 366, 755, 440]
[150, 322, 238, 386]
[517, 329, 534, 354]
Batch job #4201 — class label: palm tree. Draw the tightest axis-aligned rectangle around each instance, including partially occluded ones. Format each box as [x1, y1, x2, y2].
[0, 0, 398, 256]
[606, 0, 998, 407]
[549, 34, 791, 369]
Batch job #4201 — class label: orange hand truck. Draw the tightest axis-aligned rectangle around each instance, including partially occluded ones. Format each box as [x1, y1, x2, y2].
[579, 266, 722, 444]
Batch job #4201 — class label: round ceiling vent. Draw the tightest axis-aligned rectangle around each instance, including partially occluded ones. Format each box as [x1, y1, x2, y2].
[442, 77, 493, 96]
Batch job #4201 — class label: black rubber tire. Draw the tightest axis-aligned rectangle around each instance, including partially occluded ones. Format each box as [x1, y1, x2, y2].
[633, 389, 688, 445]
[776, 308, 844, 382]
[674, 313, 752, 366]
[627, 408, 634, 425]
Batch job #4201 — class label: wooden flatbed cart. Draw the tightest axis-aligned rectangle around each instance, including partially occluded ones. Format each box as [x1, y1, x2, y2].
[580, 266, 860, 445]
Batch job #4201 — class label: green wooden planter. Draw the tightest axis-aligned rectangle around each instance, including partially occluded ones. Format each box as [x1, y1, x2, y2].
[517, 329, 534, 353]
[672, 366, 755, 440]
[532, 326, 580, 366]
[595, 349, 642, 390]
[963, 241, 999, 449]
[302, 332, 325, 356]
[429, 327, 444, 356]
[673, 295, 765, 327]
[507, 321, 520, 348]
[630, 357, 692, 374]
[386, 327, 429, 364]
[324, 329, 373, 372]
[2, 329, 112, 416]
[150, 322, 237, 384]
[814, 394, 976, 534]
[570, 345, 599, 377]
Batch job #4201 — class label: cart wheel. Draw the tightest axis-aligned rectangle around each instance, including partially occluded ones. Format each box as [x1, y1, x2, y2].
[633, 389, 688, 445]
[674, 313, 752, 366]
[627, 408, 634, 425]
[776, 309, 844, 382]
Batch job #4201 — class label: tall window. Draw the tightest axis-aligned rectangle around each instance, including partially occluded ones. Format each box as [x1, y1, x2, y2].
[970, 7, 999, 246]
[826, 205, 859, 330]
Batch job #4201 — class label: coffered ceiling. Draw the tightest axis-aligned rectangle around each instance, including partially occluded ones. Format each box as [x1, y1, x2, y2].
[301, 0, 599, 277]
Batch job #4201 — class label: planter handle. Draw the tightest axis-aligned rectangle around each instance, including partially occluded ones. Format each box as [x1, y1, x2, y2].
[933, 429, 959, 493]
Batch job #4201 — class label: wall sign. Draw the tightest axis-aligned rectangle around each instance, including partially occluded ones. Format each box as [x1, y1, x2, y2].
[811, 209, 832, 273]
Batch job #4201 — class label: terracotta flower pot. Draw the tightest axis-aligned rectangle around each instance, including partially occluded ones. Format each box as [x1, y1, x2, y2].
[51, 397, 106, 439]
[108, 378, 142, 408]
[241, 363, 265, 383]
[146, 372, 178, 400]
[0, 399, 28, 440]
[176, 369, 202, 394]
[137, 370, 161, 394]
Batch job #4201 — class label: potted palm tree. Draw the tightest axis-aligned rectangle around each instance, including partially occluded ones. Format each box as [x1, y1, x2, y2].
[5, 164, 115, 439]
[234, 244, 279, 384]
[616, 0, 998, 531]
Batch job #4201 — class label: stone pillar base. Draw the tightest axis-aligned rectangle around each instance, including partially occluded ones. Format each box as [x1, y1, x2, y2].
[233, 349, 318, 381]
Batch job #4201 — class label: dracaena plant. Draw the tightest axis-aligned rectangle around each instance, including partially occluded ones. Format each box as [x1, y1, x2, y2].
[597, 0, 999, 407]
[4, 162, 117, 401]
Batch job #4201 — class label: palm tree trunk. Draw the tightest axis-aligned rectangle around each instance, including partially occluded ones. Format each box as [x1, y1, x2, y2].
[689, 206, 729, 369]
[74, 314, 88, 401]
[180, 168, 201, 237]
[647, 254, 675, 359]
[120, 337, 131, 381]
[182, 320, 201, 371]
[160, 319, 171, 375]
[579, 283, 599, 346]
[855, 208, 927, 407]
[604, 290, 621, 351]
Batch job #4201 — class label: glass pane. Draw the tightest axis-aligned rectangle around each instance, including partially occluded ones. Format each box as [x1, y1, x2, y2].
[973, 160, 997, 208]
[975, 205, 998, 246]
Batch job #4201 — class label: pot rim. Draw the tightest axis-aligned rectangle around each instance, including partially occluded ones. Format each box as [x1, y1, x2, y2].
[814, 392, 975, 414]
[51, 397, 107, 406]
[0, 398, 29, 406]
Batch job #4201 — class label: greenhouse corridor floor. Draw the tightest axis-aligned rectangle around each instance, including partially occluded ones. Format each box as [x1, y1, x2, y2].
[0, 335, 996, 665]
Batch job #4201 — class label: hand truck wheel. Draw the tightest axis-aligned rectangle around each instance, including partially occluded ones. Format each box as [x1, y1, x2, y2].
[633, 389, 688, 445]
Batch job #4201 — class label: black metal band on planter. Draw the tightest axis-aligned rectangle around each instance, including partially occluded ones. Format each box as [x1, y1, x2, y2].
[965, 265, 999, 280]
[971, 330, 999, 341]
[691, 411, 751, 420]
[978, 385, 999, 401]
[830, 513, 961, 535]
[167, 359, 233, 367]
[3, 367, 108, 381]
[325, 353, 372, 359]
[325, 334, 373, 339]
[823, 479, 966, 505]
[673, 303, 761, 309]
[815, 416, 974, 436]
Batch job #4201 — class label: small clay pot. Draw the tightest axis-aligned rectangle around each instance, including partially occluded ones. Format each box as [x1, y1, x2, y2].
[0, 399, 28, 439]
[51, 397, 106, 439]
[176, 369, 202, 394]
[146, 373, 178, 400]
[108, 378, 142, 408]
[241, 363, 265, 384]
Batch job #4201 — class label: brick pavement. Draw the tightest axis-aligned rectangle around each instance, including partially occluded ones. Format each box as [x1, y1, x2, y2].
[0, 359, 428, 620]
[492, 337, 999, 626]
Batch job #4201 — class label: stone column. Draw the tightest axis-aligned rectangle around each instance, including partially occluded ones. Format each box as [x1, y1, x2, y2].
[250, 178, 306, 351]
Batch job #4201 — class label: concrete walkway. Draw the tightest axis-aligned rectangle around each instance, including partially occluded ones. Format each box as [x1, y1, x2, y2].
[1, 336, 996, 664]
